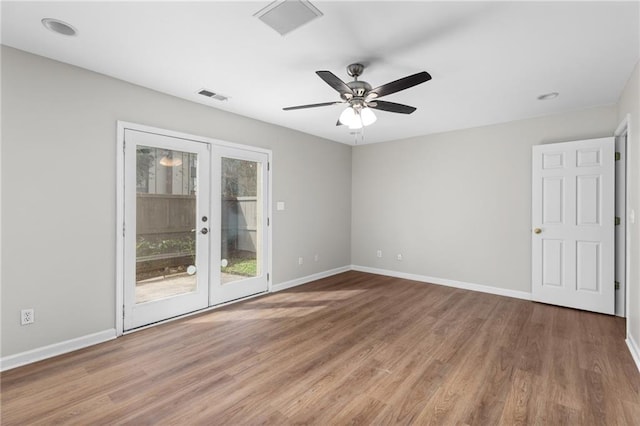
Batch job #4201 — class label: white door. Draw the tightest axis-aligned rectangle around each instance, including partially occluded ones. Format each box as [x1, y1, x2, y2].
[124, 129, 210, 330]
[211, 146, 269, 305]
[532, 137, 615, 314]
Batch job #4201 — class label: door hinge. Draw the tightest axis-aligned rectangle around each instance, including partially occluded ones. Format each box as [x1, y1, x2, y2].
[123, 222, 125, 237]
[267, 162, 270, 171]
[615, 281, 620, 290]
[615, 152, 621, 161]
[267, 217, 270, 226]
[267, 273, 270, 282]
[615, 217, 621, 226]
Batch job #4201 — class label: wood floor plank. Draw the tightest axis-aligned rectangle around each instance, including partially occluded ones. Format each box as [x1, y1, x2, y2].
[1, 271, 638, 425]
[497, 368, 539, 425]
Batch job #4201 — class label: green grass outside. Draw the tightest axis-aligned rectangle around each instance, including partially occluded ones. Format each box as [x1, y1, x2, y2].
[221, 255, 257, 277]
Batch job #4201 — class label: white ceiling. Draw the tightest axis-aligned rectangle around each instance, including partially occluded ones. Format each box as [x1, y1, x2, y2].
[2, 1, 639, 145]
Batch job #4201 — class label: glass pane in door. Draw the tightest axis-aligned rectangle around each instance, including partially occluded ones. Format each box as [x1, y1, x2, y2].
[135, 146, 198, 303]
[221, 157, 261, 284]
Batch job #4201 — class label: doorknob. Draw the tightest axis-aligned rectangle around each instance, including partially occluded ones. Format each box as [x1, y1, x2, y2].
[200, 227, 209, 235]
[533, 228, 542, 234]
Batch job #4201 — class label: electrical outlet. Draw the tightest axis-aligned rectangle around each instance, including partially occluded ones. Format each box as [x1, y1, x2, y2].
[21, 309, 34, 325]
[396, 254, 403, 261]
[376, 250, 382, 258]
[298, 257, 304, 265]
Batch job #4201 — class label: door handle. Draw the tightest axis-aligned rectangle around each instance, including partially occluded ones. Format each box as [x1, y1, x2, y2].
[200, 227, 208, 235]
[533, 228, 542, 234]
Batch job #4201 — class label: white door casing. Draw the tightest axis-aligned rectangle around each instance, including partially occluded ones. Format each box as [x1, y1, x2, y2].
[614, 131, 627, 317]
[117, 122, 273, 334]
[532, 137, 615, 315]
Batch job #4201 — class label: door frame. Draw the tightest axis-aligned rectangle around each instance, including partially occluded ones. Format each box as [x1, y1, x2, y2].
[614, 114, 631, 319]
[116, 121, 273, 336]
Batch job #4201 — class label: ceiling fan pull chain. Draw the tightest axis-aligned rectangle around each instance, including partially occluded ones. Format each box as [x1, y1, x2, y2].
[354, 124, 365, 145]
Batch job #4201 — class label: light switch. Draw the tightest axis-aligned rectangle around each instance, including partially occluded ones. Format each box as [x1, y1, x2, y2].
[276, 201, 285, 211]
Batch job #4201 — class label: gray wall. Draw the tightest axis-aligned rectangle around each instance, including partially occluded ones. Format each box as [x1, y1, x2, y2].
[1, 46, 352, 357]
[352, 106, 617, 293]
[617, 61, 640, 350]
[2, 44, 637, 364]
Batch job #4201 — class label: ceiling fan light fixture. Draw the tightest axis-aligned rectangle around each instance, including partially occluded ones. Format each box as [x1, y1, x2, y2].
[348, 119, 363, 130]
[339, 106, 356, 125]
[360, 107, 377, 126]
[340, 106, 376, 128]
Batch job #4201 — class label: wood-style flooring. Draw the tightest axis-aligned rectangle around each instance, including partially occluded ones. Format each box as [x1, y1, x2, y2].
[1, 271, 639, 424]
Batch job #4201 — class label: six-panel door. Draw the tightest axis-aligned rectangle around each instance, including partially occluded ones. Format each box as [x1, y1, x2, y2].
[532, 138, 615, 314]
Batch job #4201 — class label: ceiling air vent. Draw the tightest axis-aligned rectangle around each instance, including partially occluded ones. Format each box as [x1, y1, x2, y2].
[254, 0, 323, 36]
[198, 89, 228, 101]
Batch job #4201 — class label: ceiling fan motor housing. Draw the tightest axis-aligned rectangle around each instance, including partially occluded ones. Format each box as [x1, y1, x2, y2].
[346, 80, 371, 99]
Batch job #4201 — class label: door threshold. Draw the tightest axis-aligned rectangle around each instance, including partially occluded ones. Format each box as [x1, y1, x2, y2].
[123, 290, 269, 335]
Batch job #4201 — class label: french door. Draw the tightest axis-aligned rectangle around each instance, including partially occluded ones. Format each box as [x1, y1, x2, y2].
[531, 137, 615, 314]
[123, 129, 211, 330]
[122, 126, 270, 331]
[211, 146, 269, 305]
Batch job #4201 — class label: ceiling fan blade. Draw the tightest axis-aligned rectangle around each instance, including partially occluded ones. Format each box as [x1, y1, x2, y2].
[368, 100, 417, 114]
[316, 71, 354, 95]
[369, 71, 432, 98]
[283, 101, 343, 111]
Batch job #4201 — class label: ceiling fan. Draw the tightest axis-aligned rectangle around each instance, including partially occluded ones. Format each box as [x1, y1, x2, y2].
[283, 63, 431, 129]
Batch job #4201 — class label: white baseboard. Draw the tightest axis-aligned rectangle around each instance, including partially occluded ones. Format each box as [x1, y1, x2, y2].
[627, 333, 640, 373]
[351, 265, 532, 301]
[0, 329, 117, 372]
[272, 266, 351, 292]
[0, 269, 630, 373]
[1, 267, 351, 371]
